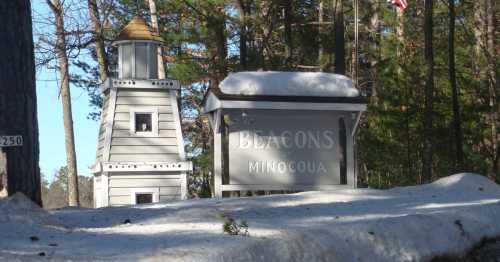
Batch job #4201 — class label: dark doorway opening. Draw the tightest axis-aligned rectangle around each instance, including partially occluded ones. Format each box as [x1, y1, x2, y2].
[339, 118, 347, 184]
[135, 193, 153, 204]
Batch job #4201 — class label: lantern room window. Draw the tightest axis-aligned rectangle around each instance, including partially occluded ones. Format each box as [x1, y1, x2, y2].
[119, 41, 159, 79]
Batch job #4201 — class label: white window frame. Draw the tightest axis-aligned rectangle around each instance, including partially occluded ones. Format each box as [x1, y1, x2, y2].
[130, 187, 159, 205]
[129, 107, 159, 137]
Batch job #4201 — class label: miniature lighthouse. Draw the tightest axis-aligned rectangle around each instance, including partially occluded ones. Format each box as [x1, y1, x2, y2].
[91, 17, 192, 207]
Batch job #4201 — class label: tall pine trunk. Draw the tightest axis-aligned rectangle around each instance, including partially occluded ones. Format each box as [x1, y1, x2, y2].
[448, 0, 464, 172]
[394, 8, 414, 180]
[237, 0, 250, 70]
[148, 0, 166, 79]
[422, 0, 434, 183]
[206, 6, 228, 86]
[87, 0, 108, 82]
[283, 0, 293, 68]
[486, 0, 498, 178]
[473, 0, 485, 76]
[0, 0, 42, 205]
[318, 0, 325, 71]
[333, 0, 345, 74]
[368, 0, 380, 104]
[473, 0, 498, 179]
[47, 0, 79, 207]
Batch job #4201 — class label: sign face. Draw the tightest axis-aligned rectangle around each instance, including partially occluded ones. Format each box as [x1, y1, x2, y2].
[227, 110, 341, 186]
[0, 135, 23, 147]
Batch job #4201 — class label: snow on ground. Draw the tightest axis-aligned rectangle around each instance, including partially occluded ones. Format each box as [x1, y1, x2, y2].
[1, 173, 500, 261]
[0, 193, 62, 227]
[219, 71, 360, 97]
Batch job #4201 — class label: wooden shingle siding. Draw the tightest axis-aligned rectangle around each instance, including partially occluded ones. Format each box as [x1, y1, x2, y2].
[96, 146, 104, 158]
[160, 187, 181, 195]
[112, 121, 129, 130]
[109, 154, 180, 162]
[110, 145, 178, 154]
[112, 120, 176, 130]
[109, 177, 180, 188]
[109, 186, 180, 196]
[116, 97, 171, 106]
[109, 195, 181, 205]
[118, 90, 170, 97]
[159, 122, 176, 129]
[107, 89, 180, 163]
[112, 137, 178, 146]
[114, 112, 174, 121]
[112, 129, 177, 138]
[109, 195, 130, 205]
[115, 105, 172, 113]
[95, 95, 110, 161]
[159, 195, 181, 202]
[109, 187, 130, 196]
[110, 174, 181, 179]
[93, 85, 188, 205]
[109, 172, 181, 178]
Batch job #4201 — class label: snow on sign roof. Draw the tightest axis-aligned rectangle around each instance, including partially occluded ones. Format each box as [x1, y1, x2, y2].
[219, 71, 360, 97]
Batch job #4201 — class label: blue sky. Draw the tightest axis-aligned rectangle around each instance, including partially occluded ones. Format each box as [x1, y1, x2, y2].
[33, 0, 99, 182]
[37, 69, 99, 182]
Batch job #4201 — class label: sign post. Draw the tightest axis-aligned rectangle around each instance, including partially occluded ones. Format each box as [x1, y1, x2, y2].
[0, 135, 23, 198]
[0, 148, 6, 198]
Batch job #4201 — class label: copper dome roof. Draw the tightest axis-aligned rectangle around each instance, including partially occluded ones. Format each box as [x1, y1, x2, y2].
[114, 17, 163, 42]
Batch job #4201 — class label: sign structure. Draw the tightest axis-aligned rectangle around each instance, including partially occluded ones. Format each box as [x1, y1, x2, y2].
[201, 72, 367, 197]
[228, 110, 340, 186]
[0, 136, 23, 147]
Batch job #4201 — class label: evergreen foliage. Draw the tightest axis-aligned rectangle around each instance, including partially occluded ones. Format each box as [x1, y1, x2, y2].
[71, 0, 498, 192]
[41, 167, 94, 208]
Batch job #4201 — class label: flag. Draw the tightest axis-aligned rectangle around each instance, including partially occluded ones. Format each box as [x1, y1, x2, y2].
[388, 0, 408, 11]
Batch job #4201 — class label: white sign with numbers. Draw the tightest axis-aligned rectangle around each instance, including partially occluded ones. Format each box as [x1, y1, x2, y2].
[0, 136, 23, 147]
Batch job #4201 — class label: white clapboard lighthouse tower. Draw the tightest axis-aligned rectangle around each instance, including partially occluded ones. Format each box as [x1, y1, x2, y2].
[91, 17, 191, 207]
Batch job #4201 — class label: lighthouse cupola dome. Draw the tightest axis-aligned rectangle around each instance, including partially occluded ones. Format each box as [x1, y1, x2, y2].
[114, 17, 163, 80]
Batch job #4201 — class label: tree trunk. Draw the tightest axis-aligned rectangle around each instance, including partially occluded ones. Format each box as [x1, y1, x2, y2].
[148, 0, 166, 79]
[351, 0, 359, 84]
[318, 0, 325, 71]
[422, 0, 434, 183]
[206, 6, 228, 86]
[473, 0, 485, 75]
[486, 0, 498, 178]
[237, 0, 249, 70]
[333, 0, 345, 75]
[368, 0, 380, 104]
[87, 0, 108, 82]
[0, 150, 7, 198]
[47, 0, 79, 207]
[283, 0, 293, 68]
[0, 0, 42, 205]
[396, 9, 413, 180]
[473, 0, 498, 179]
[448, 0, 464, 172]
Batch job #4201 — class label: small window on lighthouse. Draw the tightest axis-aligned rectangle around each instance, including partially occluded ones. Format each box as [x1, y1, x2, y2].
[130, 108, 159, 136]
[135, 193, 153, 204]
[135, 113, 152, 132]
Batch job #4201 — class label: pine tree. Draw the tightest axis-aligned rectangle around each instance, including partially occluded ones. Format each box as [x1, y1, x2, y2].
[0, 0, 42, 205]
[46, 0, 80, 207]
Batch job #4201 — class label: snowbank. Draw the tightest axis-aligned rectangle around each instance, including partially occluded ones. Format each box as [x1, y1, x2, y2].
[219, 71, 360, 97]
[0, 193, 62, 227]
[0, 173, 499, 261]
